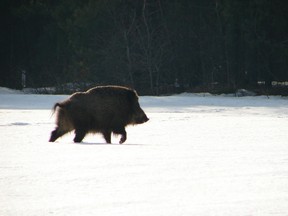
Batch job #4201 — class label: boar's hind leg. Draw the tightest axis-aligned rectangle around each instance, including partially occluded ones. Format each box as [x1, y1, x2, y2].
[73, 129, 87, 143]
[102, 130, 112, 144]
[49, 127, 68, 142]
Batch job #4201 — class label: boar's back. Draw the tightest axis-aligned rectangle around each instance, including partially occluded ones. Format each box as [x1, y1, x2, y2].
[63, 86, 138, 130]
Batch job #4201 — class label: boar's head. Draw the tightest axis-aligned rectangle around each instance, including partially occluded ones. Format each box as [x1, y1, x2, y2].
[130, 103, 149, 124]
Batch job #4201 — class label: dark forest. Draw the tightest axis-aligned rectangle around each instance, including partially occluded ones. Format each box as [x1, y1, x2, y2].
[1, 0, 288, 95]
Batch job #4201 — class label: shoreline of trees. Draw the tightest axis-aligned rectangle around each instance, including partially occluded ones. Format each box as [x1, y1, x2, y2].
[1, 0, 288, 95]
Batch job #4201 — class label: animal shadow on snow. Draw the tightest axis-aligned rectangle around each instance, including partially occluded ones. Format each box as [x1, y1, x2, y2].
[74, 141, 144, 146]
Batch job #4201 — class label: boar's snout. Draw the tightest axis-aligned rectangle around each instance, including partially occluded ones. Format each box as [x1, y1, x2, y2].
[133, 109, 149, 124]
[138, 114, 149, 124]
[141, 113, 149, 123]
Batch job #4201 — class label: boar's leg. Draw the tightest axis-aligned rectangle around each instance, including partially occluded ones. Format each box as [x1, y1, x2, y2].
[73, 129, 87, 143]
[113, 127, 127, 144]
[49, 127, 68, 142]
[119, 132, 126, 144]
[102, 130, 112, 144]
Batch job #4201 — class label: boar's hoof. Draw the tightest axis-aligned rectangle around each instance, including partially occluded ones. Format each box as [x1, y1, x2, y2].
[49, 128, 65, 142]
[119, 134, 127, 144]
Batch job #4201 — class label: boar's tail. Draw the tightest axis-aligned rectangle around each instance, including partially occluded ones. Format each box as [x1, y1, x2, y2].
[51, 102, 65, 115]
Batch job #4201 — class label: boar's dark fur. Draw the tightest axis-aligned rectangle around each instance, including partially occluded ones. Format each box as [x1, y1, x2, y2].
[49, 85, 149, 144]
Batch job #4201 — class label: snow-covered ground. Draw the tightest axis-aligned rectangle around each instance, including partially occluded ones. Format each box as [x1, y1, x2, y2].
[1, 88, 288, 216]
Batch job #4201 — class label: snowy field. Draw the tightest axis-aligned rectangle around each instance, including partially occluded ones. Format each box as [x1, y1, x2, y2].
[1, 87, 288, 216]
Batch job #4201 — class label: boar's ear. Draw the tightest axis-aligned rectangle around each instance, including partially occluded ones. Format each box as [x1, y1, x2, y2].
[127, 90, 138, 103]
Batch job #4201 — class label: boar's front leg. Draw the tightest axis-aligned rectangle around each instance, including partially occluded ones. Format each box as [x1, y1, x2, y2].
[119, 131, 127, 144]
[73, 129, 87, 143]
[113, 127, 127, 144]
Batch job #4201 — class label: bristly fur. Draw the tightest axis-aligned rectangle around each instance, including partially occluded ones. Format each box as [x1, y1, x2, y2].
[49, 85, 148, 144]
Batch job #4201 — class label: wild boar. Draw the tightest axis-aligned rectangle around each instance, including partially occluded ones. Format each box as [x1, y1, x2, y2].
[49, 85, 149, 144]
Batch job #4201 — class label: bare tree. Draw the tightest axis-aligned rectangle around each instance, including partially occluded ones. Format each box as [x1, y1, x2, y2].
[134, 0, 171, 94]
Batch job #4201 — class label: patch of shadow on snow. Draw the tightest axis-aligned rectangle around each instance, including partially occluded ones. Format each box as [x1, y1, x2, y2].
[74, 142, 145, 146]
[0, 122, 30, 126]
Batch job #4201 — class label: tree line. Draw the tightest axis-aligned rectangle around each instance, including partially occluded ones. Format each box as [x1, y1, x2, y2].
[1, 0, 288, 95]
